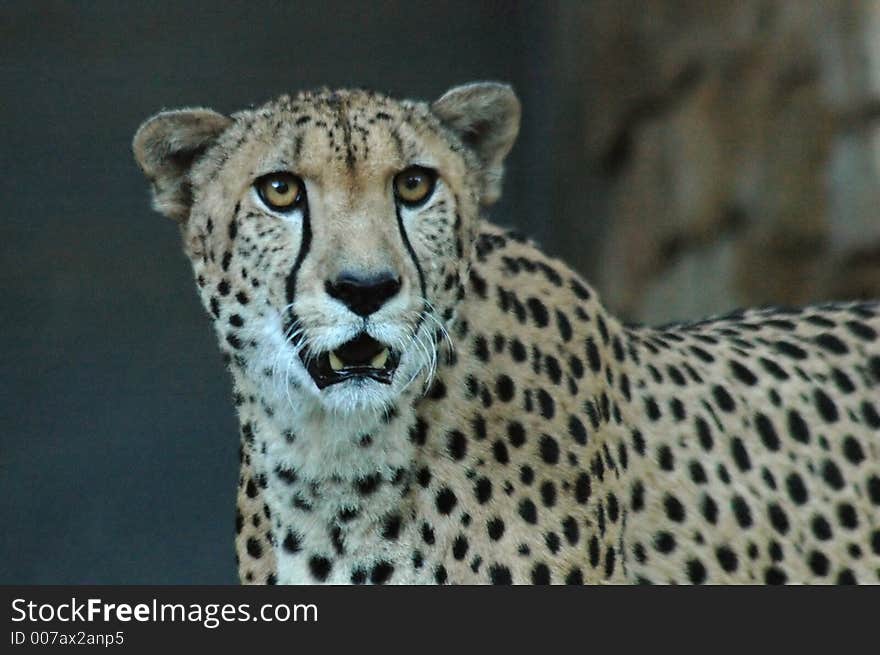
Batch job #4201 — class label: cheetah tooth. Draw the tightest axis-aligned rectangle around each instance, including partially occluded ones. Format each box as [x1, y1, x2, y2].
[329, 351, 345, 371]
[371, 348, 389, 369]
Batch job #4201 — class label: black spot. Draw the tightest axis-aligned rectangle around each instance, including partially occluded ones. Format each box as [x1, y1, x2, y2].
[350, 569, 367, 585]
[831, 368, 855, 394]
[520, 465, 535, 485]
[487, 517, 505, 541]
[556, 310, 573, 341]
[654, 531, 676, 553]
[787, 410, 810, 443]
[408, 419, 429, 448]
[774, 340, 807, 359]
[421, 522, 435, 545]
[759, 357, 789, 380]
[282, 531, 301, 553]
[657, 445, 674, 471]
[644, 397, 661, 421]
[701, 495, 718, 524]
[561, 515, 580, 545]
[475, 477, 492, 504]
[427, 379, 447, 400]
[246, 537, 262, 558]
[566, 415, 587, 445]
[539, 434, 560, 464]
[604, 549, 616, 578]
[732, 495, 753, 528]
[489, 564, 513, 585]
[814, 333, 849, 354]
[370, 561, 394, 585]
[308, 555, 331, 582]
[812, 515, 832, 540]
[507, 421, 526, 447]
[435, 487, 457, 514]
[689, 460, 707, 484]
[510, 338, 527, 361]
[814, 389, 839, 422]
[540, 480, 557, 507]
[730, 437, 751, 472]
[382, 514, 402, 540]
[495, 374, 515, 402]
[452, 535, 469, 560]
[764, 567, 787, 585]
[822, 460, 845, 490]
[570, 279, 592, 299]
[868, 475, 880, 505]
[666, 365, 686, 386]
[545, 532, 561, 554]
[785, 473, 808, 505]
[580, 537, 597, 570]
[566, 568, 584, 585]
[712, 385, 736, 412]
[664, 494, 686, 522]
[434, 565, 447, 584]
[447, 430, 467, 461]
[526, 297, 549, 327]
[519, 498, 538, 524]
[754, 413, 780, 451]
[687, 559, 707, 584]
[493, 440, 510, 464]
[836, 570, 857, 585]
[631, 481, 645, 511]
[730, 360, 758, 385]
[356, 473, 381, 496]
[531, 563, 551, 584]
[842, 436, 865, 465]
[716, 546, 738, 573]
[837, 503, 858, 529]
[808, 551, 829, 577]
[473, 335, 490, 362]
[632, 430, 646, 456]
[575, 472, 591, 504]
[768, 503, 789, 535]
[544, 355, 563, 384]
[695, 416, 713, 451]
[585, 338, 601, 372]
[537, 389, 555, 419]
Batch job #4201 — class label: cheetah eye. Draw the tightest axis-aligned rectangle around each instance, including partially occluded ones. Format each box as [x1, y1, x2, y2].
[255, 172, 304, 212]
[393, 166, 436, 207]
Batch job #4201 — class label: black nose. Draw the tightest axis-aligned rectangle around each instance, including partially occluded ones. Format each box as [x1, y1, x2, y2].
[325, 272, 402, 316]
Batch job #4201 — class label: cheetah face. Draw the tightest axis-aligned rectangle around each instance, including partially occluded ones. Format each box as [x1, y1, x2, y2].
[134, 84, 519, 415]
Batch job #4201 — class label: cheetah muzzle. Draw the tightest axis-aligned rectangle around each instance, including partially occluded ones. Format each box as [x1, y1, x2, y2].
[301, 333, 399, 389]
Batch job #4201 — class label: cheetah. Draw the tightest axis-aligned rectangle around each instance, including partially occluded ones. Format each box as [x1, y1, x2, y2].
[133, 82, 880, 584]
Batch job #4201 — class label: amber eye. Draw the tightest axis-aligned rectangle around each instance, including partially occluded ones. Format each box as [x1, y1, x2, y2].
[394, 167, 436, 206]
[255, 172, 304, 211]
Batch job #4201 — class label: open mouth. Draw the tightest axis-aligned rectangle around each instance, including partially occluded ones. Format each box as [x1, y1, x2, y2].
[299, 333, 399, 389]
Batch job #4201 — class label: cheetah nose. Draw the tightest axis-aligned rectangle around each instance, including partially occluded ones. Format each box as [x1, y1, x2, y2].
[325, 271, 402, 317]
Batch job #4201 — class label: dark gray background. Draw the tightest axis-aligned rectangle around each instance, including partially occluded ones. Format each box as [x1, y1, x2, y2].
[1, 1, 599, 583]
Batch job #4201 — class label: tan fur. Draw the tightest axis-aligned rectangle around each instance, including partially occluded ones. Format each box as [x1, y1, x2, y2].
[135, 84, 880, 584]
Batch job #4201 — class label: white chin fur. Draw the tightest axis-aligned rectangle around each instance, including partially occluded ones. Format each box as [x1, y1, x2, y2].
[244, 311, 432, 417]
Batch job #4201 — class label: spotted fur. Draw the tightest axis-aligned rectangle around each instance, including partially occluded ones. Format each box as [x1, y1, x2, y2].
[134, 84, 880, 584]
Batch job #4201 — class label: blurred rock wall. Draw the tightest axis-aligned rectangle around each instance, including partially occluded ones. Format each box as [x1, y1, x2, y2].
[550, 0, 880, 324]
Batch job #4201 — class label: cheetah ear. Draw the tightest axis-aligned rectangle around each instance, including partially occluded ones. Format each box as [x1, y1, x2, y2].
[133, 108, 232, 221]
[432, 82, 521, 206]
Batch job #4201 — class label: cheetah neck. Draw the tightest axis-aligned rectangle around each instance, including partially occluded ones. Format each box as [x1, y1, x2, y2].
[231, 366, 430, 583]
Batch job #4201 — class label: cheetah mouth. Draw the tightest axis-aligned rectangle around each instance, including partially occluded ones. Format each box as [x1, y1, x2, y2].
[299, 333, 399, 390]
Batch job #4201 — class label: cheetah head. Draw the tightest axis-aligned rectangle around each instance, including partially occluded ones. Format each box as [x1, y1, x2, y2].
[133, 84, 519, 415]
